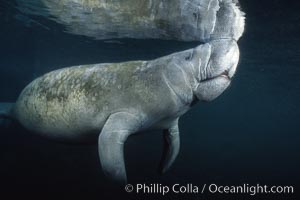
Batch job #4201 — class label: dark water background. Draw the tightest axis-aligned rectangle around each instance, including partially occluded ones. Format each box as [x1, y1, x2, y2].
[0, 0, 299, 199]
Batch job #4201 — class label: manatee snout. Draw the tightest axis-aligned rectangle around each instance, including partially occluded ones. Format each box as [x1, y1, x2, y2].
[194, 39, 240, 102]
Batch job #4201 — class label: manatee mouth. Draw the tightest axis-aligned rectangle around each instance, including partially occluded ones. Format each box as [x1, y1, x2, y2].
[200, 70, 231, 83]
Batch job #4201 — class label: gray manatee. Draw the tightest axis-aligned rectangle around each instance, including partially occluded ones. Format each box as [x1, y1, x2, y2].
[16, 0, 245, 42]
[1, 0, 246, 184]
[0, 39, 239, 183]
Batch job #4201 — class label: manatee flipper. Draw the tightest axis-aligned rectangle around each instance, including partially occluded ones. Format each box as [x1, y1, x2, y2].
[98, 112, 141, 184]
[0, 103, 15, 126]
[158, 118, 180, 174]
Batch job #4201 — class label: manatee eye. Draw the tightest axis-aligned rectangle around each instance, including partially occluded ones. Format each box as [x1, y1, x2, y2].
[185, 52, 193, 61]
[193, 12, 198, 20]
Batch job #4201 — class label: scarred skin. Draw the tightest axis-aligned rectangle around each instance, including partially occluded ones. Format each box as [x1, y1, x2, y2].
[0, 0, 245, 184]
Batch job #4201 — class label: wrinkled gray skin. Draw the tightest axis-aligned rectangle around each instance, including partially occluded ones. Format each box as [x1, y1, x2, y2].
[1, 0, 245, 184]
[16, 0, 244, 42]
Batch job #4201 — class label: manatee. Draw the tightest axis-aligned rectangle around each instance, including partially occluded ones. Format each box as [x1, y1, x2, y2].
[0, 38, 240, 183]
[1, 0, 245, 184]
[16, 0, 245, 41]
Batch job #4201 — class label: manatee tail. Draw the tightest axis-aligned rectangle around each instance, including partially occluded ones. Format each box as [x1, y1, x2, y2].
[0, 103, 15, 126]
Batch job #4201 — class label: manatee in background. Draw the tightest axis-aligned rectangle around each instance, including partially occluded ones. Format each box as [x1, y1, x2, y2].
[16, 0, 244, 42]
[1, 0, 245, 183]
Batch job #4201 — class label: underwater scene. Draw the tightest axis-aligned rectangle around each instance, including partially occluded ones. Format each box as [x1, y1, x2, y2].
[0, 0, 299, 199]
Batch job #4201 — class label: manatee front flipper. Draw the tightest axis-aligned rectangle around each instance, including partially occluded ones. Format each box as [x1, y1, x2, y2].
[158, 118, 180, 174]
[98, 112, 141, 184]
[0, 103, 15, 127]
